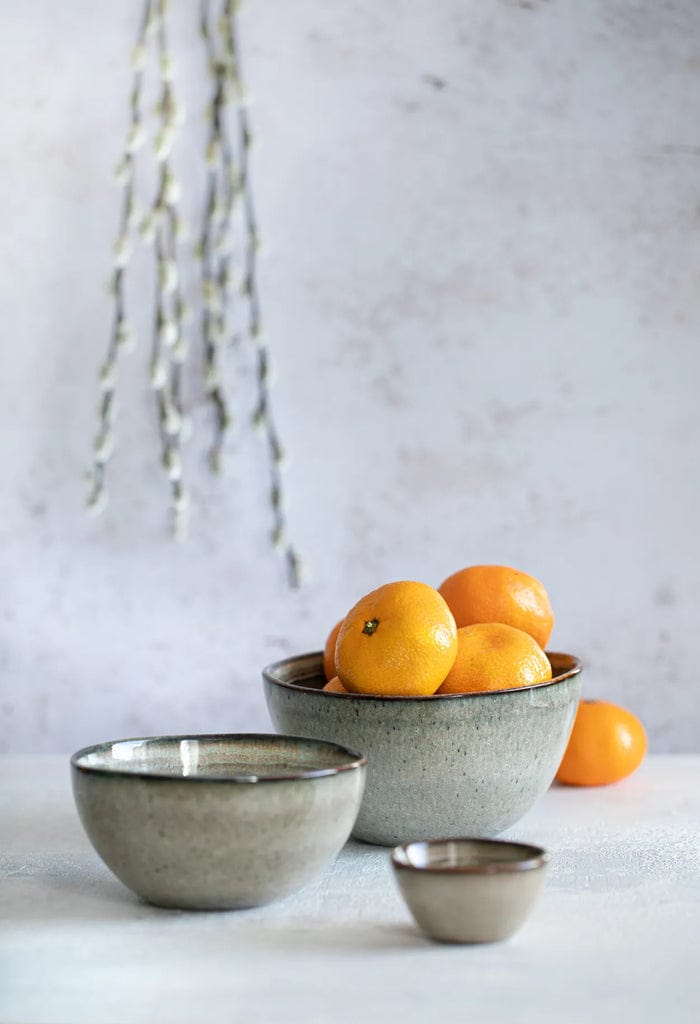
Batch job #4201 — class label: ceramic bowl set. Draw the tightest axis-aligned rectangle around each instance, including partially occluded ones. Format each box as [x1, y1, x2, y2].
[72, 651, 582, 941]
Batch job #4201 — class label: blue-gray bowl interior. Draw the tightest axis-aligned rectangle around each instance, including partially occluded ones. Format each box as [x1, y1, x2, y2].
[71, 732, 366, 780]
[392, 837, 549, 873]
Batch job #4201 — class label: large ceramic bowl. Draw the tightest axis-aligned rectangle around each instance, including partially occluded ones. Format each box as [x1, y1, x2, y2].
[263, 653, 581, 846]
[71, 733, 366, 910]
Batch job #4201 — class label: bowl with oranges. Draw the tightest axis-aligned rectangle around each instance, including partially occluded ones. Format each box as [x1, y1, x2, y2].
[263, 565, 582, 846]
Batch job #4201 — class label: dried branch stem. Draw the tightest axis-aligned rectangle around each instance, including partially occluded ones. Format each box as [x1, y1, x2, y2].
[150, 0, 190, 537]
[199, 0, 237, 474]
[86, 0, 153, 515]
[225, 1, 303, 587]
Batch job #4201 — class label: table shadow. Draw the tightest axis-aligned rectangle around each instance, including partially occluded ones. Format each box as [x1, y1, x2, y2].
[234, 920, 433, 953]
[2, 858, 432, 951]
[1, 852, 173, 923]
[2, 833, 433, 947]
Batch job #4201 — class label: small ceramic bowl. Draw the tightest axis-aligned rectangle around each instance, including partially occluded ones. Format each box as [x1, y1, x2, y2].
[71, 733, 366, 910]
[263, 652, 581, 846]
[392, 838, 548, 943]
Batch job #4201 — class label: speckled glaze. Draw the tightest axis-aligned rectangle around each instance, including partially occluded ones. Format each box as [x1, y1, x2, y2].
[392, 838, 548, 943]
[71, 734, 366, 910]
[263, 652, 581, 846]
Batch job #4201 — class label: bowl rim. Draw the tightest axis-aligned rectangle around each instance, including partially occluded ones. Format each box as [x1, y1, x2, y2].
[70, 732, 367, 783]
[391, 838, 549, 875]
[263, 650, 582, 701]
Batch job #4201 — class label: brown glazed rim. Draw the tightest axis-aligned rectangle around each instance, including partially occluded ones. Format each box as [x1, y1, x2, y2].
[262, 650, 582, 701]
[70, 733, 367, 783]
[392, 838, 549, 875]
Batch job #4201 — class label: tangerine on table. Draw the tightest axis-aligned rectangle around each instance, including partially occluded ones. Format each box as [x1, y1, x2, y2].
[556, 699, 647, 786]
[335, 580, 458, 697]
[323, 619, 344, 682]
[438, 564, 554, 649]
[436, 622, 552, 694]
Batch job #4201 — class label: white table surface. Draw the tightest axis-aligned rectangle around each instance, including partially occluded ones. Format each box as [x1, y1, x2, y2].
[1, 755, 698, 1024]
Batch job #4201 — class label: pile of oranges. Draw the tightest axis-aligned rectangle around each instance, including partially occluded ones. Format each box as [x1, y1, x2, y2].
[321, 564, 647, 787]
[323, 566, 554, 699]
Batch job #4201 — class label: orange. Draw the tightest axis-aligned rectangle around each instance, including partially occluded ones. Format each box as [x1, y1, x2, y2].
[323, 676, 349, 693]
[556, 700, 647, 786]
[335, 581, 457, 697]
[438, 564, 554, 648]
[437, 623, 552, 694]
[323, 619, 344, 682]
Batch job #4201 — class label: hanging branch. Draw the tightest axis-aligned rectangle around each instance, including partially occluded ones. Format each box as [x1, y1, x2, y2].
[86, 0, 303, 585]
[224, 0, 303, 587]
[148, 0, 190, 537]
[86, 0, 153, 516]
[199, 0, 236, 475]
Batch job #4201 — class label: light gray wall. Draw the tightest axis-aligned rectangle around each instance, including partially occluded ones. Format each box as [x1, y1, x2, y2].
[1, 1, 698, 753]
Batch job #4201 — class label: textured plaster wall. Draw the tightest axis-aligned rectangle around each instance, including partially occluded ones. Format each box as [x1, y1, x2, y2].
[0, 1, 698, 753]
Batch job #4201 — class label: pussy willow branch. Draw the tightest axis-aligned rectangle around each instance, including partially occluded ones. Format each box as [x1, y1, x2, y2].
[86, 0, 303, 583]
[149, 0, 190, 537]
[86, 0, 152, 515]
[199, 0, 235, 475]
[225, 1, 303, 587]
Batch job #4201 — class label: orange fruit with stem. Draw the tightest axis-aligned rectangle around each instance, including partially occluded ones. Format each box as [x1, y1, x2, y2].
[437, 623, 552, 694]
[556, 700, 647, 786]
[323, 619, 344, 682]
[438, 564, 554, 649]
[323, 676, 349, 693]
[335, 581, 458, 697]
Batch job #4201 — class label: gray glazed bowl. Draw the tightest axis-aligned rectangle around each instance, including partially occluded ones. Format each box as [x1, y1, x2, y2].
[263, 652, 581, 846]
[392, 838, 548, 943]
[71, 733, 366, 910]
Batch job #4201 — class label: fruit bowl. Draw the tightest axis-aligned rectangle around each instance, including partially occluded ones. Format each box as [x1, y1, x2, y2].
[262, 652, 582, 846]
